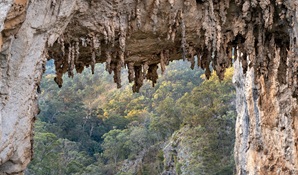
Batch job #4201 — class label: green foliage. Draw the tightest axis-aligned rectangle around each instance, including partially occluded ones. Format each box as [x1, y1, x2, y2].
[173, 68, 236, 175]
[27, 60, 236, 175]
[102, 129, 130, 164]
[157, 150, 164, 162]
[27, 121, 95, 175]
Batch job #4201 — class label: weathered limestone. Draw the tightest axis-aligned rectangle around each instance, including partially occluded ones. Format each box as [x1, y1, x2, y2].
[0, 0, 78, 174]
[0, 0, 297, 174]
[234, 51, 298, 174]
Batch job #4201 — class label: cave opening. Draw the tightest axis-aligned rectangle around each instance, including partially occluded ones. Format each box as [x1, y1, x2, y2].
[25, 57, 237, 175]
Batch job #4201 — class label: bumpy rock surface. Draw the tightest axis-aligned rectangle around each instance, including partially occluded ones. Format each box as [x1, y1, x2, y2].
[0, 0, 297, 174]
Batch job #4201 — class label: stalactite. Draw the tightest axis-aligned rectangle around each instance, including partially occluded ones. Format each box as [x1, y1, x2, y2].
[132, 65, 143, 93]
[105, 50, 112, 72]
[188, 46, 196, 70]
[91, 50, 96, 74]
[97, 41, 101, 56]
[202, 0, 217, 52]
[127, 13, 132, 37]
[67, 43, 73, 77]
[105, 20, 113, 44]
[119, 51, 125, 67]
[143, 62, 149, 78]
[111, 16, 115, 47]
[146, 64, 158, 87]
[75, 41, 79, 63]
[119, 16, 127, 67]
[214, 53, 226, 80]
[112, 61, 122, 88]
[209, 0, 218, 53]
[69, 43, 75, 78]
[197, 48, 202, 68]
[205, 65, 211, 80]
[54, 58, 65, 88]
[200, 48, 208, 70]
[164, 49, 170, 66]
[216, 24, 222, 54]
[45, 0, 295, 98]
[160, 51, 166, 74]
[76, 63, 85, 74]
[109, 62, 115, 75]
[61, 37, 65, 56]
[90, 34, 99, 74]
[205, 51, 212, 79]
[127, 62, 134, 83]
[180, 11, 186, 61]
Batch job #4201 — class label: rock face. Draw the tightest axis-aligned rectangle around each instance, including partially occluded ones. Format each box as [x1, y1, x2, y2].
[161, 126, 194, 175]
[233, 45, 298, 173]
[0, 0, 297, 174]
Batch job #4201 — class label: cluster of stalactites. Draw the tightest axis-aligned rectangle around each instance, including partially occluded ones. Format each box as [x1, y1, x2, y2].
[51, 33, 235, 92]
[107, 60, 160, 93]
[48, 0, 233, 91]
[49, 0, 296, 94]
[51, 33, 162, 92]
[230, 0, 298, 98]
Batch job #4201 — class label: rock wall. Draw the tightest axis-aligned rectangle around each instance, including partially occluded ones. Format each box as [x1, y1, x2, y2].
[0, 0, 77, 174]
[233, 44, 298, 174]
[0, 0, 297, 174]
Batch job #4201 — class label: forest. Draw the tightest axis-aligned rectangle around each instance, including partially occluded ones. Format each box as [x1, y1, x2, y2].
[25, 60, 236, 175]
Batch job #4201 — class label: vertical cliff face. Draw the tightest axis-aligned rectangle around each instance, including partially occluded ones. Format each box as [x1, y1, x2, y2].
[232, 2, 298, 173]
[236, 57, 298, 174]
[0, 0, 297, 174]
[0, 0, 78, 174]
[234, 43, 298, 174]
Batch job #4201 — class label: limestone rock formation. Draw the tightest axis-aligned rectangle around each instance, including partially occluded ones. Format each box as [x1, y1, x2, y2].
[161, 126, 193, 175]
[0, 0, 297, 174]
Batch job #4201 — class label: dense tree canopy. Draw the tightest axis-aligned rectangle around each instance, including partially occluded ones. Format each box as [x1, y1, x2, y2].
[26, 60, 236, 175]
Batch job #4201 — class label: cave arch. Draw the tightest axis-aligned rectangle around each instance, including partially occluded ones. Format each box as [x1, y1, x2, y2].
[0, 0, 298, 174]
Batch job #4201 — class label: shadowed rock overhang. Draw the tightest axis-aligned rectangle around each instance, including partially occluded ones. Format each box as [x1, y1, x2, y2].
[2, 0, 296, 93]
[47, 0, 297, 95]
